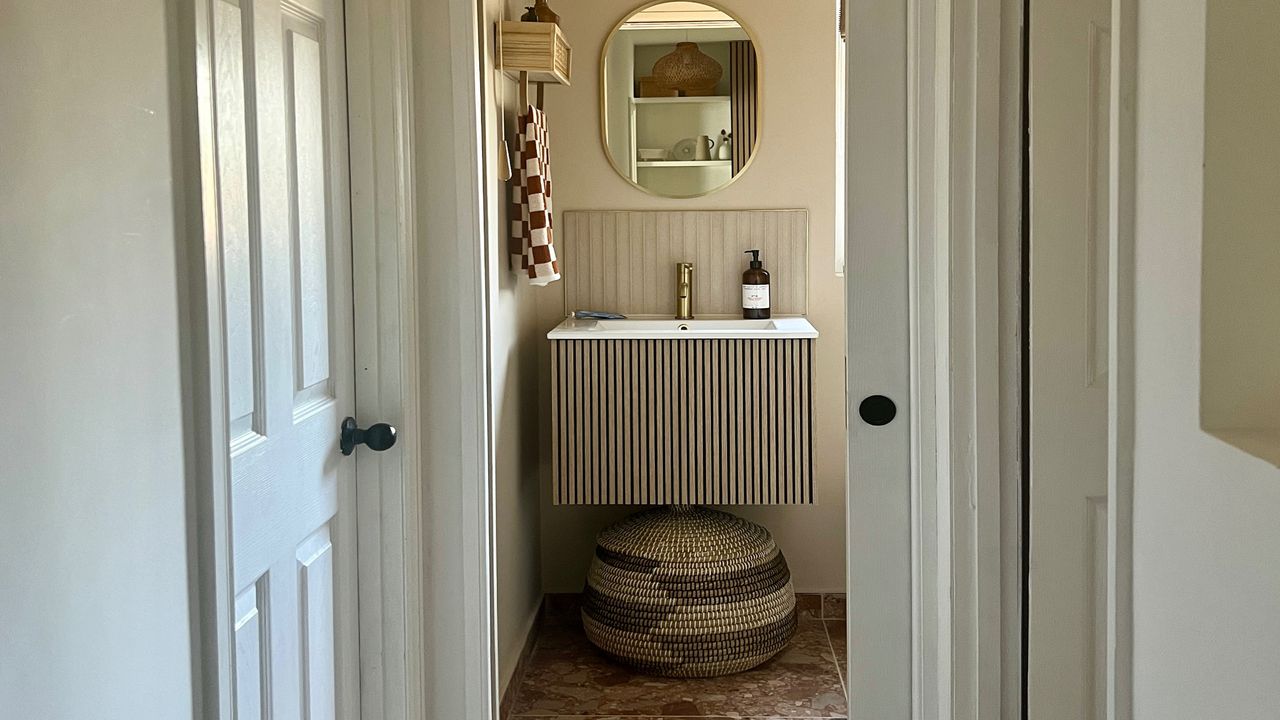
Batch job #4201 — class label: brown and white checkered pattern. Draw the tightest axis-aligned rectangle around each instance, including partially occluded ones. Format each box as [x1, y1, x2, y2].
[509, 106, 560, 285]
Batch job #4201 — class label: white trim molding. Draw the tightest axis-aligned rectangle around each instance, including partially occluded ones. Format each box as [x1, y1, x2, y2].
[931, 0, 1008, 718]
[177, 0, 238, 715]
[995, 0, 1025, 717]
[410, 0, 499, 718]
[855, 0, 1022, 716]
[1105, 0, 1137, 716]
[345, 0, 425, 715]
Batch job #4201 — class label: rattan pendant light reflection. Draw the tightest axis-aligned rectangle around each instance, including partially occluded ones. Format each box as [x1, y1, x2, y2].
[651, 42, 723, 96]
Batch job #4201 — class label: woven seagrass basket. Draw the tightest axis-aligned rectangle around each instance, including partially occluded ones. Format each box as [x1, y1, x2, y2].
[582, 505, 796, 677]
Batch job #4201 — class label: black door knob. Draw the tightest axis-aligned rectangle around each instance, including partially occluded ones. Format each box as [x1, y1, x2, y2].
[340, 417, 398, 456]
[858, 395, 897, 426]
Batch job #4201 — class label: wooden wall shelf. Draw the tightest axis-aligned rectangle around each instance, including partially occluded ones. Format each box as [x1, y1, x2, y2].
[497, 21, 572, 86]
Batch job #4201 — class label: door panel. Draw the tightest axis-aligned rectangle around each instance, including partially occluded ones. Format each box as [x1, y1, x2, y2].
[844, 0, 911, 714]
[212, 0, 258, 438]
[209, 0, 356, 714]
[235, 583, 269, 720]
[1028, 0, 1112, 717]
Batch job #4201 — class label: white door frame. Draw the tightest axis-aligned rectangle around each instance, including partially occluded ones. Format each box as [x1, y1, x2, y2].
[175, 0, 1136, 714]
[1104, 0, 1136, 716]
[844, 0, 1011, 714]
[344, 0, 426, 716]
[846, 0, 1135, 717]
[179, 0, 496, 716]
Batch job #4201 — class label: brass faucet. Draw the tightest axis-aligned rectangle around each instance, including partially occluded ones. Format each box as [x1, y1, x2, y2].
[675, 262, 694, 319]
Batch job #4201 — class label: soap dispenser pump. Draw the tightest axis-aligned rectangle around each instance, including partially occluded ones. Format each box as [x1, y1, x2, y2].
[742, 249, 771, 319]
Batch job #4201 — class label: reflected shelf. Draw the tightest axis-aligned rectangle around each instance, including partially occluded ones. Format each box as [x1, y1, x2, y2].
[636, 160, 732, 167]
[631, 95, 731, 104]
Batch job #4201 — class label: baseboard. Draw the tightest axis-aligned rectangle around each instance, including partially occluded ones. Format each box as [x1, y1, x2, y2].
[499, 602, 543, 720]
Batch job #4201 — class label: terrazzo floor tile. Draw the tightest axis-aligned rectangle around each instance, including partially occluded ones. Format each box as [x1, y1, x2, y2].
[821, 594, 846, 620]
[508, 616, 847, 719]
[795, 593, 823, 619]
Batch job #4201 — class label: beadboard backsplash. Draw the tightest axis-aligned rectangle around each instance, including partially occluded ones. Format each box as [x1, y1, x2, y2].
[560, 210, 809, 317]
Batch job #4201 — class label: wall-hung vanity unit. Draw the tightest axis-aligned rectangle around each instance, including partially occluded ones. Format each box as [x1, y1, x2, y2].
[546, 202, 819, 677]
[547, 316, 817, 505]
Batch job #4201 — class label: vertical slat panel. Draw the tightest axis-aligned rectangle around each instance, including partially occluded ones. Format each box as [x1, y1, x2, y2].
[590, 340, 601, 504]
[588, 212, 603, 310]
[705, 213, 722, 314]
[551, 338, 815, 504]
[600, 339, 610, 505]
[640, 339, 648, 504]
[560, 210, 808, 316]
[563, 340, 571, 504]
[565, 341, 572, 502]
[551, 341, 560, 503]
[752, 339, 758, 502]
[716, 338, 727, 502]
[699, 340, 712, 502]
[621, 340, 630, 504]
[651, 339, 661, 504]
[804, 340, 814, 499]
[678, 338, 689, 503]
[736, 338, 747, 503]
[679, 337, 691, 503]
[729, 40, 758, 175]
[612, 338, 623, 504]
[782, 341, 791, 500]
[601, 213, 617, 316]
[575, 340, 585, 504]
[664, 339, 675, 502]
[765, 340, 774, 503]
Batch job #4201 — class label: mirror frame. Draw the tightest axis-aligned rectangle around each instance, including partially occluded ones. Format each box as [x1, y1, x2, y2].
[598, 0, 764, 199]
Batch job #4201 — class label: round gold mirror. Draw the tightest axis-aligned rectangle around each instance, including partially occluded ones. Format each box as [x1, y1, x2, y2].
[600, 1, 761, 198]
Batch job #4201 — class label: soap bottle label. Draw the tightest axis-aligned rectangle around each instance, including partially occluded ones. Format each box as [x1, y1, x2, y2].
[743, 284, 770, 309]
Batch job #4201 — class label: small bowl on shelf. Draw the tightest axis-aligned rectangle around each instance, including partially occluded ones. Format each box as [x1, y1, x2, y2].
[637, 148, 667, 161]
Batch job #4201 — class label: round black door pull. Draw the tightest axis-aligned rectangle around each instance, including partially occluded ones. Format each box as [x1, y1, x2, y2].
[859, 395, 897, 426]
[340, 417, 398, 456]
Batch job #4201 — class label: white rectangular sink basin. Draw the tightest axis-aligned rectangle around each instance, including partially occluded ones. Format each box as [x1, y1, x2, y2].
[547, 316, 818, 340]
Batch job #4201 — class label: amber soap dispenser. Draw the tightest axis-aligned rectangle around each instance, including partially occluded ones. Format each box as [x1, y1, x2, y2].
[742, 249, 771, 319]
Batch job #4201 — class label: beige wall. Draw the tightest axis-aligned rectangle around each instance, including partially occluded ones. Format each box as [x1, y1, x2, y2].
[0, 0, 194, 715]
[1199, 0, 1280, 462]
[530, 0, 845, 593]
[484, 0, 548, 694]
[1132, 1, 1280, 717]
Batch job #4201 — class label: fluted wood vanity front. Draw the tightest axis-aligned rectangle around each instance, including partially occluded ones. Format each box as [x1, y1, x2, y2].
[548, 317, 817, 505]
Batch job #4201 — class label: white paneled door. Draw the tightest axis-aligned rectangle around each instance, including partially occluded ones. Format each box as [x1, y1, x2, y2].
[1028, 0, 1113, 717]
[210, 0, 358, 716]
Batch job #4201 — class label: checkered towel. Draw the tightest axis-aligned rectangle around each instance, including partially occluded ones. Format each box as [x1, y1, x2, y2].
[510, 106, 560, 285]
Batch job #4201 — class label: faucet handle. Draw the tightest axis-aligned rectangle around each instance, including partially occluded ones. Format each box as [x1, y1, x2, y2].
[675, 263, 694, 319]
